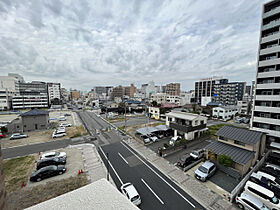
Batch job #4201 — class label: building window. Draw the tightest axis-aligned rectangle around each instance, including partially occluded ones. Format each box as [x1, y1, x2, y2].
[234, 140, 245, 147]
[219, 136, 228, 141]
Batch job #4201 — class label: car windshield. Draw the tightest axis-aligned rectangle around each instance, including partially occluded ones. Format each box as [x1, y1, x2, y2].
[131, 195, 140, 202]
[55, 152, 60, 156]
[198, 166, 208, 173]
[261, 204, 270, 210]
[271, 196, 279, 204]
[192, 152, 198, 156]
[180, 156, 187, 161]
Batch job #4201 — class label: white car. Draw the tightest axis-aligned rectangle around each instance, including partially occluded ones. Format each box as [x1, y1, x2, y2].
[60, 123, 72, 127]
[169, 136, 181, 146]
[10, 133, 28, 140]
[52, 130, 66, 138]
[190, 149, 204, 159]
[148, 135, 158, 142]
[41, 151, 67, 160]
[58, 116, 66, 121]
[120, 183, 141, 206]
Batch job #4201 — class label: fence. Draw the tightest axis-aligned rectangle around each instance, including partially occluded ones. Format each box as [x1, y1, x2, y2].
[229, 151, 270, 202]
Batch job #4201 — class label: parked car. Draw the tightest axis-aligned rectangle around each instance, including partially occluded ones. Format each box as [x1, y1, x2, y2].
[169, 136, 181, 146]
[0, 133, 6, 138]
[120, 183, 141, 206]
[37, 157, 66, 170]
[244, 180, 280, 210]
[57, 127, 66, 132]
[30, 165, 66, 182]
[177, 154, 194, 168]
[190, 149, 204, 160]
[41, 151, 67, 160]
[156, 134, 164, 139]
[58, 116, 66, 121]
[10, 133, 28, 140]
[235, 191, 270, 210]
[249, 172, 280, 197]
[257, 171, 280, 187]
[267, 150, 280, 165]
[148, 134, 158, 142]
[52, 131, 66, 138]
[64, 113, 71, 116]
[243, 118, 250, 124]
[260, 164, 280, 180]
[140, 135, 150, 144]
[194, 161, 216, 182]
[59, 123, 72, 127]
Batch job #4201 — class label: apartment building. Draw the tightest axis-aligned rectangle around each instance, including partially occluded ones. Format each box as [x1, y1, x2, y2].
[111, 86, 125, 100]
[47, 83, 61, 105]
[150, 93, 167, 104]
[194, 77, 228, 105]
[180, 91, 195, 105]
[251, 0, 280, 143]
[213, 82, 246, 105]
[70, 90, 81, 100]
[166, 111, 207, 140]
[124, 84, 136, 98]
[12, 82, 48, 109]
[0, 89, 12, 111]
[0, 145, 8, 210]
[165, 83, 180, 96]
[166, 95, 181, 105]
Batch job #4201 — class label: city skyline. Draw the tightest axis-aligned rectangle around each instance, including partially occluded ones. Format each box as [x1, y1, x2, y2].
[0, 0, 267, 90]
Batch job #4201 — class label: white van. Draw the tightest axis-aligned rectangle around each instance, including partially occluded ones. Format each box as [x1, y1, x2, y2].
[244, 181, 280, 210]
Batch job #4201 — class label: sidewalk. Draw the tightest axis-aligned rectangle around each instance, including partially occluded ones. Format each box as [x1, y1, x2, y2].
[68, 144, 116, 187]
[123, 138, 237, 210]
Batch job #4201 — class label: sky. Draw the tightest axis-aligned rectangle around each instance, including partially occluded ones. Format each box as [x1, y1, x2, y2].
[0, 0, 269, 91]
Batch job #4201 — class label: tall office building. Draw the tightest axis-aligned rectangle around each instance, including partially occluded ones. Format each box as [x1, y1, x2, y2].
[47, 83, 61, 105]
[194, 77, 228, 105]
[251, 0, 280, 143]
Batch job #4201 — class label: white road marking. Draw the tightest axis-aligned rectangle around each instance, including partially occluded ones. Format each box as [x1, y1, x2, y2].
[120, 141, 196, 208]
[141, 178, 164, 205]
[118, 152, 128, 165]
[99, 147, 123, 185]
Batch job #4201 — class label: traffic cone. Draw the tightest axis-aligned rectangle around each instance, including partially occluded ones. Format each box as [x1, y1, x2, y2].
[81, 169, 83, 174]
[78, 170, 80, 175]
[21, 182, 25, 188]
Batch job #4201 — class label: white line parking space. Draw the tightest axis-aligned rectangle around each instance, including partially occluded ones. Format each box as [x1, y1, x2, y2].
[118, 152, 128, 165]
[141, 178, 164, 205]
[120, 141, 196, 208]
[99, 147, 123, 185]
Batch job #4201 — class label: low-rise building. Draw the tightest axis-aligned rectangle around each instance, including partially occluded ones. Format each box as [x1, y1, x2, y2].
[166, 111, 207, 140]
[148, 106, 161, 120]
[166, 95, 181, 105]
[205, 126, 266, 176]
[21, 109, 49, 132]
[212, 106, 240, 121]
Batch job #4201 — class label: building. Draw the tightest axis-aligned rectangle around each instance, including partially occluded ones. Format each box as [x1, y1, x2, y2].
[124, 84, 136, 98]
[166, 111, 207, 140]
[166, 95, 181, 105]
[150, 93, 167, 105]
[21, 109, 49, 132]
[205, 126, 266, 176]
[194, 77, 228, 105]
[70, 90, 81, 100]
[26, 179, 138, 210]
[148, 106, 161, 120]
[12, 81, 48, 109]
[140, 81, 159, 99]
[94, 86, 113, 98]
[61, 88, 69, 101]
[213, 82, 246, 105]
[180, 91, 195, 106]
[0, 89, 12, 111]
[251, 0, 280, 144]
[237, 100, 251, 116]
[111, 86, 125, 100]
[47, 83, 61, 105]
[212, 106, 240, 121]
[165, 83, 180, 96]
[0, 145, 8, 210]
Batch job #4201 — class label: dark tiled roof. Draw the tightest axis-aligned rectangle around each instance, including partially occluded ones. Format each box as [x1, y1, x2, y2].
[216, 126, 263, 145]
[205, 141, 255, 165]
[21, 109, 49, 117]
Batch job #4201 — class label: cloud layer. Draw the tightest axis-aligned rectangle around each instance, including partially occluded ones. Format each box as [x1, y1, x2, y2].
[0, 0, 266, 90]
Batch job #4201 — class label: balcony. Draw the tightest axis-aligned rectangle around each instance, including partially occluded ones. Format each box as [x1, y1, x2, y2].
[169, 122, 206, 133]
[253, 116, 280, 126]
[258, 70, 280, 78]
[261, 32, 280, 44]
[263, 6, 280, 19]
[254, 105, 280, 113]
[255, 95, 280, 101]
[262, 19, 280, 31]
[260, 45, 280, 55]
[256, 83, 280, 89]
[259, 58, 280, 67]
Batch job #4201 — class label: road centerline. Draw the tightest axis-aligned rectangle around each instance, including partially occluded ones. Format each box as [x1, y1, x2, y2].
[141, 178, 164, 205]
[99, 147, 123, 185]
[118, 152, 129, 165]
[120, 141, 196, 208]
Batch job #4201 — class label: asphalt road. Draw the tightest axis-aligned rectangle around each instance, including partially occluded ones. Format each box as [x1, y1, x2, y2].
[99, 142, 205, 210]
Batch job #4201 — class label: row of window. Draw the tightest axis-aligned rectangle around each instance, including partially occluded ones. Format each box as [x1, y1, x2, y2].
[253, 122, 280, 131]
[219, 136, 246, 146]
[255, 100, 280, 107]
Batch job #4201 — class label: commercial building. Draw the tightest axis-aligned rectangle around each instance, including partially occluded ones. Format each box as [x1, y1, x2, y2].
[251, 0, 280, 143]
[212, 106, 240, 121]
[213, 82, 246, 105]
[194, 77, 228, 105]
[61, 88, 69, 101]
[180, 91, 195, 105]
[111, 86, 125, 100]
[165, 83, 181, 96]
[124, 84, 136, 98]
[166, 111, 207, 140]
[205, 126, 266, 176]
[47, 83, 61, 105]
[150, 93, 167, 105]
[70, 90, 81, 100]
[0, 145, 8, 210]
[166, 95, 181, 105]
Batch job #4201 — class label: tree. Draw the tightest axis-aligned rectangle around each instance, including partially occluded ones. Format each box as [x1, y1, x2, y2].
[151, 101, 158, 107]
[218, 154, 233, 167]
[0, 126, 8, 134]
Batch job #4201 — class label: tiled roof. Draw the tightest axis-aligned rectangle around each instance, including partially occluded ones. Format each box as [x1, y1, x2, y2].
[21, 109, 49, 117]
[216, 126, 263, 145]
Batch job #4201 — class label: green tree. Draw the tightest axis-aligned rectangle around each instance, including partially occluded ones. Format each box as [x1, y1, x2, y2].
[1, 127, 8, 134]
[218, 154, 233, 167]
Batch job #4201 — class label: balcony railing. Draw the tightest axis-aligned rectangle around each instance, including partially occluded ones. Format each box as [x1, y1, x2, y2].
[169, 122, 206, 133]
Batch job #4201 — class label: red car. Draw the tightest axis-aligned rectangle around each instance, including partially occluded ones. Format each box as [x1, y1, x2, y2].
[0, 133, 6, 138]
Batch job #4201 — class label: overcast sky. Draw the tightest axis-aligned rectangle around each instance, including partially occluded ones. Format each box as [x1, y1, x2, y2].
[0, 0, 268, 91]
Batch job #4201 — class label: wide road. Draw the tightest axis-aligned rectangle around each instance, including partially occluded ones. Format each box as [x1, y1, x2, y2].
[99, 141, 205, 210]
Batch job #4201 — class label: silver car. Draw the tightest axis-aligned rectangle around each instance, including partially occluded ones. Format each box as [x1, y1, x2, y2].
[10, 133, 28, 140]
[194, 161, 216, 182]
[236, 192, 270, 210]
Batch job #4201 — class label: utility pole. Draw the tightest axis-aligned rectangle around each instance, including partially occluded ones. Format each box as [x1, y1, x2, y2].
[124, 102, 127, 133]
[106, 152, 109, 181]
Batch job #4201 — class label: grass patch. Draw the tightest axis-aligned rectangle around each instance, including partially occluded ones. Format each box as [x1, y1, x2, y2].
[3, 156, 35, 193]
[207, 123, 247, 137]
[7, 174, 88, 210]
[68, 125, 87, 138]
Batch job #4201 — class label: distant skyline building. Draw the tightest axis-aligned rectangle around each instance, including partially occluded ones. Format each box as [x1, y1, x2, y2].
[165, 83, 181, 96]
[47, 83, 61, 105]
[251, 0, 280, 143]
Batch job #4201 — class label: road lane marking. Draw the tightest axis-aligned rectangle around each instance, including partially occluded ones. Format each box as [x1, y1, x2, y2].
[141, 178, 164, 205]
[120, 141, 196, 208]
[99, 147, 123, 185]
[118, 152, 128, 165]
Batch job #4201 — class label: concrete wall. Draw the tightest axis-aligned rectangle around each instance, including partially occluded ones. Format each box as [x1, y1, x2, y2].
[7, 119, 23, 134]
[22, 115, 49, 132]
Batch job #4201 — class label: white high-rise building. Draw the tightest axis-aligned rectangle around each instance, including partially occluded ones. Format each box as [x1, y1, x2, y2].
[47, 83, 61, 105]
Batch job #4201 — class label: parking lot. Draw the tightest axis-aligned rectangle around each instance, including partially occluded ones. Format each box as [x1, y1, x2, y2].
[112, 116, 158, 127]
[27, 147, 84, 187]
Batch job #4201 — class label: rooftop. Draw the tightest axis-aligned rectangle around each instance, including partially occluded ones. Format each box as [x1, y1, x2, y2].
[216, 126, 263, 145]
[21, 109, 49, 117]
[166, 111, 206, 121]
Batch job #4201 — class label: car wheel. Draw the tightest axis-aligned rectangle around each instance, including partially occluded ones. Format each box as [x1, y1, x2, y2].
[59, 171, 63, 175]
[37, 178, 42, 182]
[237, 203, 244, 209]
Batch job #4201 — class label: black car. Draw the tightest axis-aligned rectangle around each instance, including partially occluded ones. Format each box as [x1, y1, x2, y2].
[249, 174, 280, 197]
[177, 154, 194, 168]
[267, 150, 280, 165]
[30, 165, 66, 182]
[260, 166, 280, 180]
[36, 157, 66, 170]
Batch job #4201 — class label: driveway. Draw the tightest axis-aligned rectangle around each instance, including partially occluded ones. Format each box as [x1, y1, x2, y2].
[209, 170, 239, 193]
